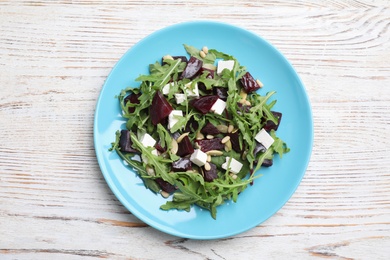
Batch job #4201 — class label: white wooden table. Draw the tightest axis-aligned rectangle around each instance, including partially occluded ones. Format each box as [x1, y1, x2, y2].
[1, 1, 389, 259]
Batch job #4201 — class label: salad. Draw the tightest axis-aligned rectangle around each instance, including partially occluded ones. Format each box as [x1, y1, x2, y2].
[110, 44, 289, 219]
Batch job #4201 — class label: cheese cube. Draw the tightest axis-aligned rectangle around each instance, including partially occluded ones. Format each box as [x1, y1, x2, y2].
[221, 157, 243, 174]
[217, 60, 235, 75]
[174, 93, 186, 104]
[151, 149, 159, 156]
[168, 110, 183, 129]
[185, 82, 199, 98]
[190, 149, 207, 167]
[254, 128, 274, 149]
[210, 98, 226, 115]
[140, 133, 156, 148]
[162, 82, 173, 95]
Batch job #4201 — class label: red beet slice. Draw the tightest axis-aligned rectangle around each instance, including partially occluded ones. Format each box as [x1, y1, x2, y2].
[262, 159, 273, 167]
[155, 178, 176, 193]
[228, 131, 242, 152]
[189, 95, 219, 114]
[172, 157, 192, 172]
[253, 142, 266, 157]
[124, 93, 141, 113]
[176, 136, 194, 157]
[181, 56, 203, 79]
[155, 142, 167, 153]
[201, 122, 220, 136]
[240, 72, 261, 93]
[203, 163, 218, 182]
[196, 138, 224, 152]
[213, 87, 228, 101]
[150, 90, 173, 125]
[263, 111, 282, 132]
[119, 130, 139, 153]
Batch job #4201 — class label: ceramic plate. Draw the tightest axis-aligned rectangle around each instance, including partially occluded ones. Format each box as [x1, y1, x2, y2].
[94, 21, 313, 239]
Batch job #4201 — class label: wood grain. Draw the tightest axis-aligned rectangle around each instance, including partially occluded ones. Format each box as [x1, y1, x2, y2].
[1, 0, 389, 259]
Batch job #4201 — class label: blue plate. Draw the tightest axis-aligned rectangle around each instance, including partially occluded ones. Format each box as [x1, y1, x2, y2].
[94, 21, 313, 239]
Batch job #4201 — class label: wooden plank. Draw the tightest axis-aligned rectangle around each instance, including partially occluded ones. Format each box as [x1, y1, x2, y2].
[0, 0, 389, 259]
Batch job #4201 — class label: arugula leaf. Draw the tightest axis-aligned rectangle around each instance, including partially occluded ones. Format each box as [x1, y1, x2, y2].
[156, 123, 171, 149]
[194, 72, 220, 90]
[270, 130, 290, 157]
[183, 44, 216, 64]
[130, 132, 175, 184]
[208, 49, 234, 60]
[170, 111, 195, 133]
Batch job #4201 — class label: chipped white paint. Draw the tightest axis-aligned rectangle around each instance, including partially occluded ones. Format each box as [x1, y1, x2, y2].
[0, 0, 389, 259]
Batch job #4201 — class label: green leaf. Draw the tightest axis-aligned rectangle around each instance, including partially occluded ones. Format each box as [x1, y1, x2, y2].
[130, 132, 175, 184]
[183, 44, 216, 64]
[161, 199, 192, 212]
[270, 130, 290, 157]
[169, 115, 187, 133]
[156, 123, 171, 149]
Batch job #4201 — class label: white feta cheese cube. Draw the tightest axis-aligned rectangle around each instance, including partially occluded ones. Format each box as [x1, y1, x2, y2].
[140, 133, 156, 148]
[174, 93, 186, 104]
[210, 98, 226, 115]
[217, 60, 235, 75]
[185, 82, 199, 98]
[254, 128, 274, 149]
[221, 157, 243, 174]
[190, 149, 207, 167]
[162, 82, 173, 95]
[168, 110, 183, 129]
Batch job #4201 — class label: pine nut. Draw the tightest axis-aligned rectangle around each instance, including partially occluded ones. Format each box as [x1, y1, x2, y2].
[239, 90, 247, 100]
[196, 131, 204, 140]
[206, 134, 214, 139]
[206, 150, 224, 156]
[228, 124, 234, 133]
[177, 132, 189, 143]
[216, 124, 228, 133]
[163, 55, 173, 60]
[207, 155, 211, 162]
[171, 139, 178, 155]
[204, 162, 211, 171]
[224, 140, 232, 152]
[160, 191, 170, 198]
[231, 174, 238, 180]
[200, 50, 206, 58]
[202, 46, 209, 54]
[245, 100, 251, 106]
[221, 136, 230, 144]
[146, 166, 155, 176]
[256, 79, 264, 88]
